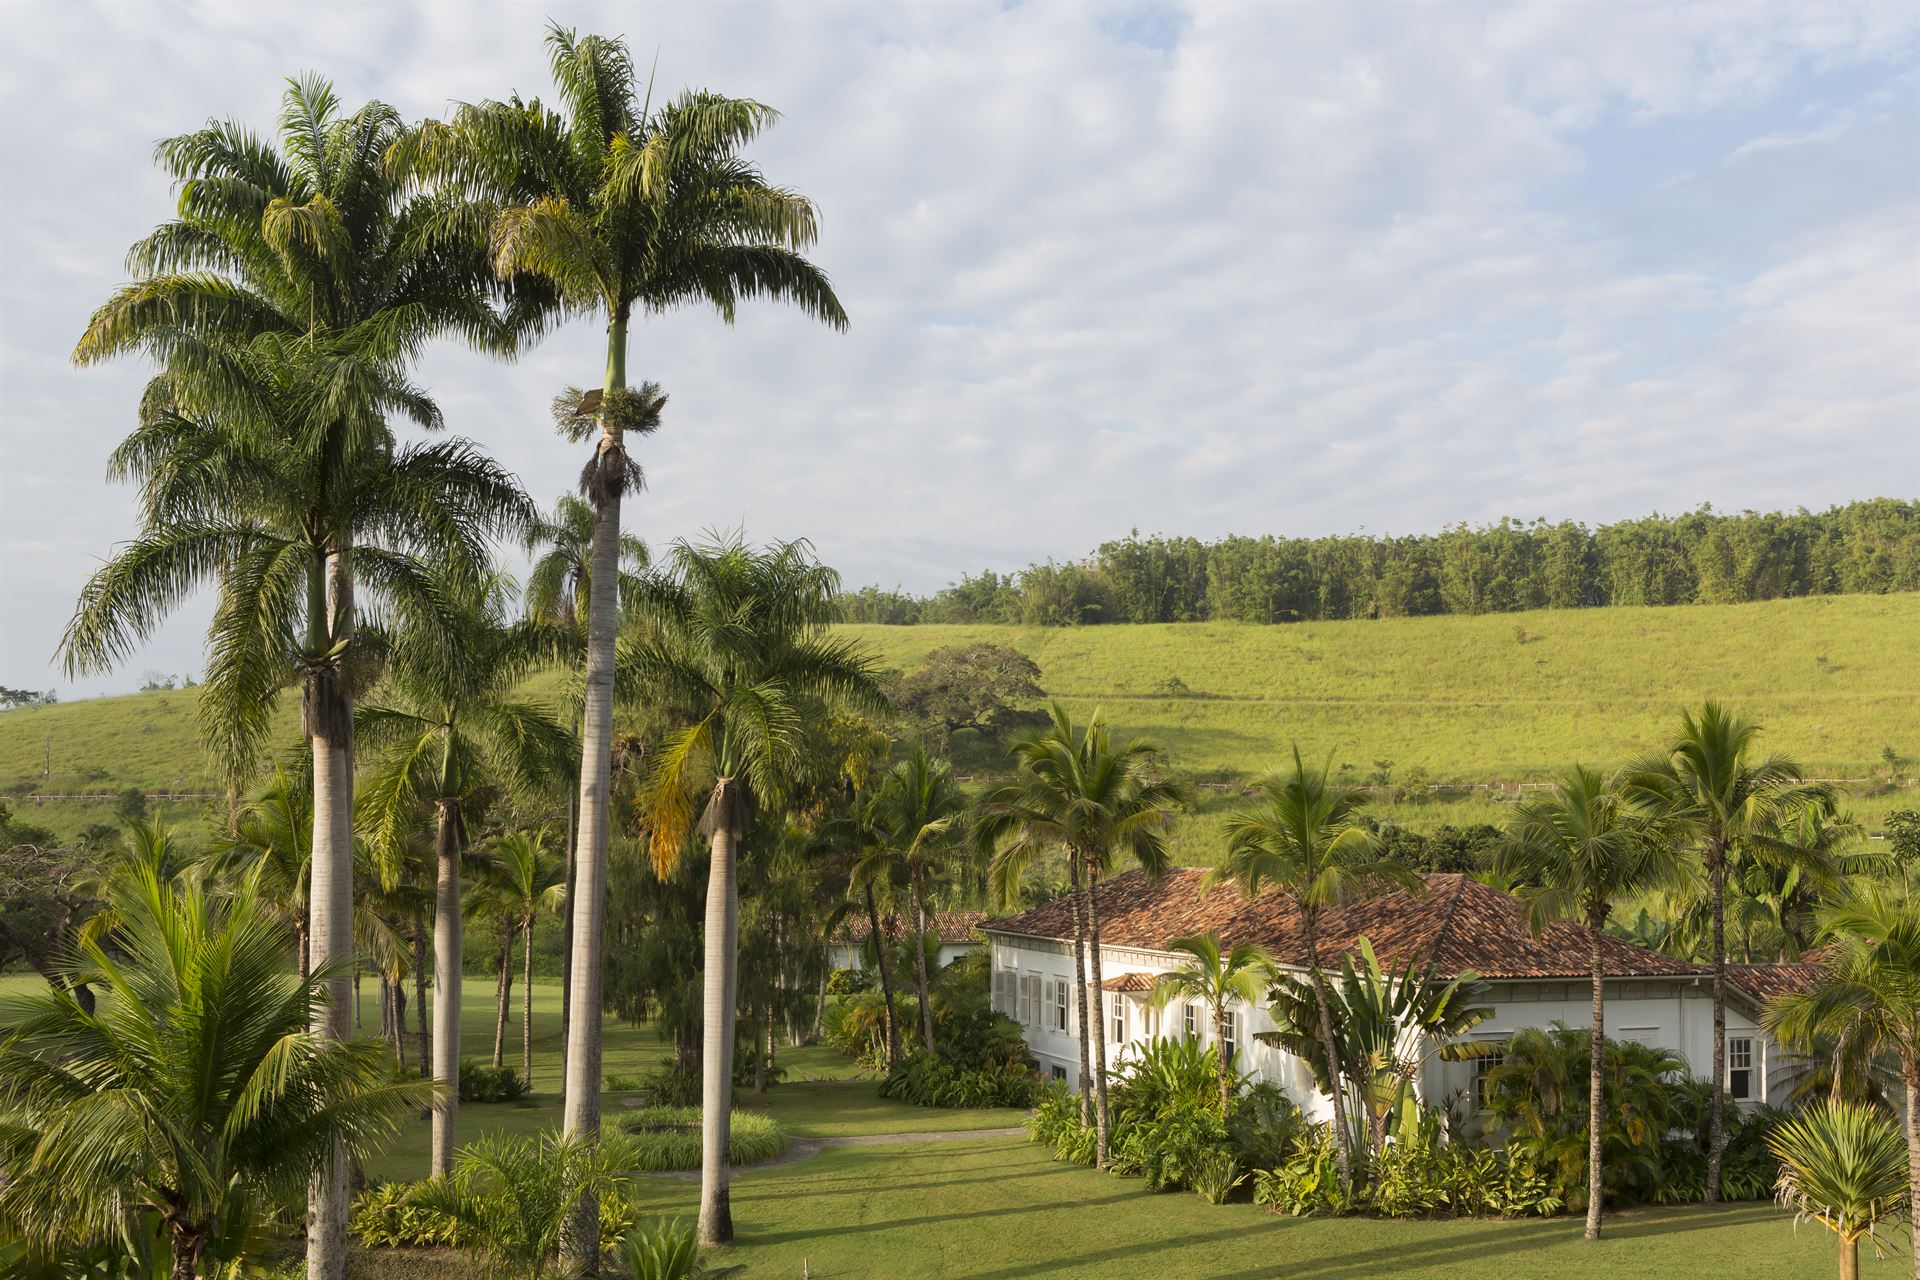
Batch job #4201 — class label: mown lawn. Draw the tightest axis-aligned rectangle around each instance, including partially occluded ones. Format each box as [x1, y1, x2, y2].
[356, 1136, 1904, 1280]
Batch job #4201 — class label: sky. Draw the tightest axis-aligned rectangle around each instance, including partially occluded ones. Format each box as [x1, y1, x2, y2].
[1, 0, 1916, 698]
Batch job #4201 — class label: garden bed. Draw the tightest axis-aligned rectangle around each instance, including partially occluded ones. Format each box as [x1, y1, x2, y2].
[619, 1106, 788, 1169]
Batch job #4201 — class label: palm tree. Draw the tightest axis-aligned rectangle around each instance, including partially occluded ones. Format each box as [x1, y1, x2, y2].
[1499, 765, 1679, 1239]
[627, 537, 884, 1246]
[1260, 937, 1491, 1160]
[356, 582, 574, 1177]
[1627, 701, 1834, 1203]
[1769, 1100, 1911, 1280]
[67, 78, 527, 1277]
[1765, 885, 1920, 1278]
[0, 863, 432, 1280]
[204, 765, 313, 977]
[860, 748, 969, 1054]
[1151, 932, 1274, 1114]
[402, 32, 848, 1227]
[523, 491, 647, 1107]
[978, 703, 1188, 1168]
[1212, 746, 1419, 1189]
[475, 829, 568, 1089]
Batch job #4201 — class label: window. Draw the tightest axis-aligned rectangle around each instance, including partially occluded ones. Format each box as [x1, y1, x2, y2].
[1110, 1001, 1126, 1044]
[1473, 1041, 1505, 1112]
[992, 967, 1012, 1016]
[1728, 1037, 1755, 1101]
[1015, 974, 1031, 1025]
[1050, 1064, 1067, 1082]
[1620, 1027, 1658, 1047]
[1183, 1003, 1197, 1039]
[1049, 978, 1070, 1032]
[1221, 1009, 1238, 1058]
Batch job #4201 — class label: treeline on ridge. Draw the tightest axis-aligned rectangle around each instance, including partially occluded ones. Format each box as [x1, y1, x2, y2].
[840, 498, 1919, 625]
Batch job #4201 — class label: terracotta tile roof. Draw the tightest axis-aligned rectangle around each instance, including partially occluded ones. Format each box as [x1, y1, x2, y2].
[983, 868, 1703, 982]
[1102, 972, 1160, 993]
[835, 909, 988, 946]
[1726, 959, 1829, 1005]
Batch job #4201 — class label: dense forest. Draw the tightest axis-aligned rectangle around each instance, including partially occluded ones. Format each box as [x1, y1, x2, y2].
[839, 499, 1920, 625]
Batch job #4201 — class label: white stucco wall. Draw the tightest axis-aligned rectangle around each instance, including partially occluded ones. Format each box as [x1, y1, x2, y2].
[987, 931, 1784, 1125]
[828, 940, 979, 973]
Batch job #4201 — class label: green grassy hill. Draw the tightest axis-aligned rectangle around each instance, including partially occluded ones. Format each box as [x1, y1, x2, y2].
[4, 594, 1915, 847]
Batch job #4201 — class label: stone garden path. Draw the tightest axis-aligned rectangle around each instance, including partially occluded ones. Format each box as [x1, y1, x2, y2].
[636, 1125, 1028, 1180]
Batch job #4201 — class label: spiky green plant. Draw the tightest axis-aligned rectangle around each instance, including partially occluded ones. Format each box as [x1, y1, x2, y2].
[1769, 1100, 1911, 1280]
[1151, 933, 1275, 1115]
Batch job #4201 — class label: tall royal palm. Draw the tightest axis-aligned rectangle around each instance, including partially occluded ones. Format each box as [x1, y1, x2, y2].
[1764, 885, 1920, 1279]
[404, 30, 847, 1212]
[1500, 765, 1678, 1239]
[67, 77, 525, 1280]
[357, 582, 574, 1176]
[860, 748, 969, 1053]
[524, 491, 647, 1103]
[627, 538, 882, 1246]
[979, 704, 1188, 1168]
[1626, 702, 1832, 1203]
[1212, 747, 1418, 1189]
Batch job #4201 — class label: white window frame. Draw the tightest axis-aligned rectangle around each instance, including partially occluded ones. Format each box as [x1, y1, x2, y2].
[1472, 1035, 1505, 1113]
[1727, 1036, 1756, 1102]
[1221, 1008, 1237, 1058]
[1110, 1000, 1126, 1045]
[1183, 1003, 1197, 1039]
[1049, 977, 1069, 1032]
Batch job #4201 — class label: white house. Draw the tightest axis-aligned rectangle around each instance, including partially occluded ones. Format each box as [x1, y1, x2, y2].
[984, 868, 1821, 1123]
[828, 909, 987, 973]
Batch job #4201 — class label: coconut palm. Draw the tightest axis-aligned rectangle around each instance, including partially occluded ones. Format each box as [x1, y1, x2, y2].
[859, 748, 969, 1054]
[1765, 885, 1920, 1278]
[1212, 746, 1420, 1189]
[1769, 1100, 1912, 1280]
[68, 76, 530, 1276]
[1499, 765, 1680, 1239]
[1626, 701, 1835, 1203]
[0, 863, 432, 1280]
[401, 32, 848, 1228]
[979, 703, 1188, 1168]
[626, 537, 884, 1246]
[473, 829, 568, 1089]
[1151, 933, 1275, 1114]
[356, 582, 574, 1177]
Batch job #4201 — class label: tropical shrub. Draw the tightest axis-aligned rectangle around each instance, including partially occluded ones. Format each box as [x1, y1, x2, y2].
[1251, 1124, 1562, 1219]
[1253, 1127, 1362, 1216]
[352, 1175, 641, 1253]
[613, 1216, 743, 1280]
[458, 1059, 530, 1104]
[1482, 1023, 1713, 1208]
[1113, 1036, 1234, 1120]
[619, 1107, 787, 1170]
[1119, 1101, 1232, 1192]
[1227, 1084, 1309, 1172]
[880, 1052, 1039, 1108]
[826, 967, 867, 995]
[1027, 1081, 1099, 1166]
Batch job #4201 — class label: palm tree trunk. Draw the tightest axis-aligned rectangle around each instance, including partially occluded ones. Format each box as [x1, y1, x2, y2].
[864, 883, 899, 1069]
[393, 975, 408, 1067]
[1839, 1235, 1859, 1280]
[1069, 859, 1092, 1124]
[1084, 862, 1112, 1168]
[811, 964, 828, 1042]
[305, 648, 353, 1280]
[699, 819, 742, 1248]
[414, 919, 429, 1082]
[1707, 841, 1727, 1204]
[1587, 916, 1607, 1240]
[559, 788, 576, 1104]
[430, 800, 463, 1179]
[1305, 915, 1355, 1189]
[523, 917, 536, 1089]
[169, 1223, 202, 1280]
[561, 318, 628, 1271]
[913, 885, 936, 1054]
[1903, 1062, 1919, 1280]
[1215, 1004, 1231, 1116]
[493, 925, 513, 1069]
[299, 926, 309, 985]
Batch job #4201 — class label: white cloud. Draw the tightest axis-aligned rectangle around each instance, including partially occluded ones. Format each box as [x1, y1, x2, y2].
[1, 0, 1916, 696]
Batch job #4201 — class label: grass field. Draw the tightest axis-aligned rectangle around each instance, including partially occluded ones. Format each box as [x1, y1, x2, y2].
[4, 595, 1916, 849]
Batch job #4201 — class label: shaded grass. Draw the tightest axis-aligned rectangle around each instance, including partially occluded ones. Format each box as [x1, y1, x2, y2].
[353, 1136, 1906, 1280]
